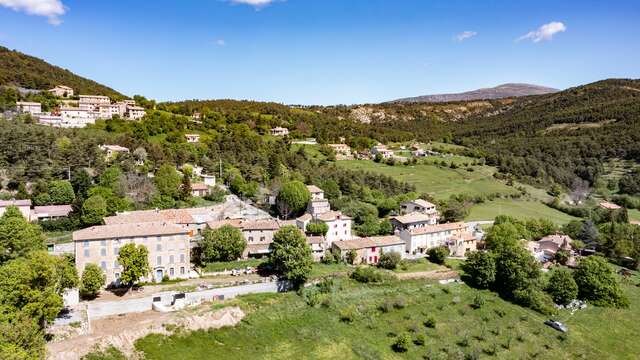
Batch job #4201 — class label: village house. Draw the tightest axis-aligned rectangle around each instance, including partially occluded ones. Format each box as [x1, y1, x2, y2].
[79, 95, 111, 111]
[16, 101, 42, 115]
[185, 134, 201, 143]
[104, 207, 217, 238]
[400, 199, 438, 216]
[391, 211, 439, 231]
[202, 174, 216, 187]
[332, 235, 405, 265]
[0, 199, 32, 220]
[190, 183, 211, 197]
[306, 185, 331, 216]
[126, 105, 146, 120]
[73, 221, 192, 284]
[99, 144, 130, 161]
[370, 144, 394, 159]
[448, 232, 478, 257]
[98, 103, 121, 119]
[328, 144, 352, 159]
[306, 235, 326, 261]
[270, 127, 289, 136]
[398, 222, 471, 255]
[192, 112, 201, 120]
[59, 107, 98, 126]
[207, 219, 281, 258]
[537, 234, 573, 259]
[599, 201, 622, 210]
[315, 211, 352, 245]
[32, 205, 73, 221]
[48, 85, 74, 98]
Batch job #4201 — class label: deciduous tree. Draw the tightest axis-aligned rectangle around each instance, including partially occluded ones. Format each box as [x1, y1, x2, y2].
[268, 226, 313, 287]
[199, 225, 246, 262]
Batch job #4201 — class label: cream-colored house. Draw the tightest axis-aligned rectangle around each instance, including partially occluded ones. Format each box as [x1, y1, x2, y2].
[79, 95, 111, 111]
[332, 235, 405, 265]
[391, 211, 439, 231]
[398, 222, 471, 255]
[185, 134, 201, 143]
[270, 127, 289, 136]
[16, 101, 42, 115]
[207, 219, 282, 258]
[328, 144, 352, 158]
[126, 106, 146, 120]
[48, 85, 74, 98]
[371, 145, 394, 159]
[0, 199, 32, 221]
[99, 144, 130, 160]
[191, 183, 211, 197]
[400, 199, 438, 216]
[73, 222, 191, 285]
[316, 211, 352, 245]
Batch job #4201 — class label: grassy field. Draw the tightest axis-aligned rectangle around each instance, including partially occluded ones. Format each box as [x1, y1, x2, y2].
[628, 209, 640, 222]
[394, 258, 444, 273]
[337, 160, 518, 201]
[133, 275, 640, 359]
[466, 200, 579, 224]
[202, 259, 266, 273]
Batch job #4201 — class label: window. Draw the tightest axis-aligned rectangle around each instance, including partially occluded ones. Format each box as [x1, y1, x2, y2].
[180, 267, 185, 275]
[84, 249, 90, 257]
[114, 260, 119, 268]
[157, 256, 162, 265]
[83, 240, 89, 248]
[101, 240, 107, 247]
[169, 255, 174, 264]
[115, 272, 120, 279]
[157, 236, 162, 242]
[371, 247, 376, 252]
[156, 244, 162, 252]
[248, 236, 254, 242]
[100, 248, 107, 256]
[114, 247, 119, 256]
[169, 268, 175, 276]
[100, 261, 107, 270]
[180, 254, 185, 263]
[260, 236, 265, 242]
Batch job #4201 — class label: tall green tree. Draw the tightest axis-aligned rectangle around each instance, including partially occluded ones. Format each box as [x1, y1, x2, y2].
[573, 256, 628, 308]
[179, 172, 192, 201]
[546, 268, 578, 305]
[276, 181, 311, 219]
[268, 226, 313, 287]
[154, 164, 181, 199]
[0, 206, 46, 264]
[80, 263, 106, 299]
[461, 251, 496, 289]
[81, 194, 107, 226]
[199, 225, 246, 262]
[71, 168, 92, 199]
[48, 180, 75, 204]
[118, 244, 150, 287]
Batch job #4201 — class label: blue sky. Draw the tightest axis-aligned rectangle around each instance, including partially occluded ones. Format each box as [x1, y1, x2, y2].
[1, 0, 639, 104]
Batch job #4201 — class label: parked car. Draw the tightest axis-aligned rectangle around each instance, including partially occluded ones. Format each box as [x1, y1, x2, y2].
[544, 320, 568, 332]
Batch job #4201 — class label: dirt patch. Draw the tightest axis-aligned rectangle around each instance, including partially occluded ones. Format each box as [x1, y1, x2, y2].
[544, 119, 616, 133]
[47, 305, 245, 360]
[395, 269, 459, 280]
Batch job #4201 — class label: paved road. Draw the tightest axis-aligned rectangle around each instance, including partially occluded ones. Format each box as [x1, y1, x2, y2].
[87, 281, 282, 319]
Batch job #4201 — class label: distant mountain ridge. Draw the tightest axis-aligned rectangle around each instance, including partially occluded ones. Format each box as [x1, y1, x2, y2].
[0, 45, 123, 98]
[391, 83, 559, 103]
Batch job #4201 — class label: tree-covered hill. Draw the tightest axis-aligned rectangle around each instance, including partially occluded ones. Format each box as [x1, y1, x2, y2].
[453, 79, 640, 187]
[0, 45, 123, 98]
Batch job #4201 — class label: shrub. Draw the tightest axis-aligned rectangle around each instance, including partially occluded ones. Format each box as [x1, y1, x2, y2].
[424, 317, 436, 328]
[393, 297, 407, 309]
[350, 266, 386, 283]
[573, 256, 629, 308]
[545, 268, 578, 305]
[339, 306, 358, 323]
[80, 263, 105, 299]
[427, 246, 449, 264]
[471, 294, 485, 309]
[306, 222, 329, 236]
[392, 333, 411, 353]
[461, 251, 496, 289]
[378, 301, 393, 313]
[345, 249, 358, 265]
[513, 286, 556, 315]
[378, 251, 401, 270]
[414, 333, 426, 346]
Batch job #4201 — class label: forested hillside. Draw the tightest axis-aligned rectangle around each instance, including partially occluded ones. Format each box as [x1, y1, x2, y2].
[0, 46, 123, 97]
[452, 79, 640, 187]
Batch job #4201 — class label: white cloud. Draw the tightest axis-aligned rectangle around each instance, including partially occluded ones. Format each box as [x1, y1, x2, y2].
[517, 21, 566, 43]
[229, 0, 276, 8]
[0, 0, 66, 25]
[215, 39, 226, 46]
[455, 31, 477, 42]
